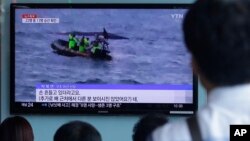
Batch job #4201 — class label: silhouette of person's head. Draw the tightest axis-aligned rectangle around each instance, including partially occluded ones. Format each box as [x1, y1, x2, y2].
[133, 113, 168, 141]
[0, 116, 34, 141]
[183, 0, 250, 91]
[54, 121, 102, 141]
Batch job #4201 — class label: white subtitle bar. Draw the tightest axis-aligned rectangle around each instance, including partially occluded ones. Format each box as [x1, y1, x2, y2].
[36, 89, 193, 103]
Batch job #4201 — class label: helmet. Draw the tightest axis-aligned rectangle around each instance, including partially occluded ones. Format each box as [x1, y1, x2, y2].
[98, 35, 105, 40]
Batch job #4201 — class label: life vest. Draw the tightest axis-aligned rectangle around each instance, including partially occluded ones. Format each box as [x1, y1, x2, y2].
[91, 43, 101, 54]
[79, 38, 90, 52]
[69, 35, 77, 49]
[84, 38, 89, 46]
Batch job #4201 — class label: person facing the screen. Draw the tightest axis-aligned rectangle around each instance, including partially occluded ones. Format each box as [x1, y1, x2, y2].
[0, 116, 34, 141]
[149, 0, 250, 141]
[133, 113, 168, 141]
[54, 121, 102, 141]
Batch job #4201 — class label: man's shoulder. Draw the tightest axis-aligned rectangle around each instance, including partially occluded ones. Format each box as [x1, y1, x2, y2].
[152, 119, 191, 141]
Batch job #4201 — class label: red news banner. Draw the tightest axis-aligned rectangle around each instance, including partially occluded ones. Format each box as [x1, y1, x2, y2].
[22, 14, 59, 24]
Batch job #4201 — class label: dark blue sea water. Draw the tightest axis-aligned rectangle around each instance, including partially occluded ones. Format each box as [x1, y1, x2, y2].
[15, 9, 192, 101]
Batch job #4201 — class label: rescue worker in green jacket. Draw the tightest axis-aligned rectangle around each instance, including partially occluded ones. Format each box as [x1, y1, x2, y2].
[91, 41, 102, 54]
[79, 37, 89, 53]
[68, 33, 78, 51]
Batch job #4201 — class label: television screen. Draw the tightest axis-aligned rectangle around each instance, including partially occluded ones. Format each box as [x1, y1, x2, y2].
[10, 4, 197, 115]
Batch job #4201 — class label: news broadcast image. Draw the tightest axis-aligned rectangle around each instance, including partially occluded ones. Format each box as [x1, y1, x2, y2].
[15, 9, 193, 107]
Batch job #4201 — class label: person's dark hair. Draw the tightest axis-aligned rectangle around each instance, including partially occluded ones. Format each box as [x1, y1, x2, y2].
[183, 0, 250, 86]
[54, 121, 101, 141]
[0, 116, 34, 141]
[132, 113, 168, 141]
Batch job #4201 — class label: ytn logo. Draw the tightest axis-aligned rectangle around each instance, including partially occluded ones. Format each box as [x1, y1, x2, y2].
[230, 125, 250, 141]
[171, 14, 184, 19]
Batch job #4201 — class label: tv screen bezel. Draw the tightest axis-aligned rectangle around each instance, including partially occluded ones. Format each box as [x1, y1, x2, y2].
[10, 3, 198, 115]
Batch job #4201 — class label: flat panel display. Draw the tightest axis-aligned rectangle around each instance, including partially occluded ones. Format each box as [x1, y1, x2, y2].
[10, 4, 197, 115]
